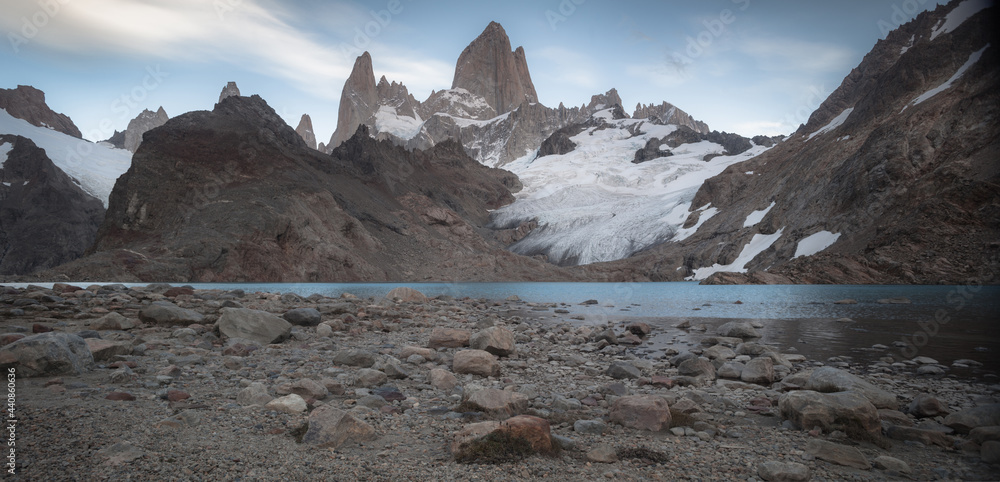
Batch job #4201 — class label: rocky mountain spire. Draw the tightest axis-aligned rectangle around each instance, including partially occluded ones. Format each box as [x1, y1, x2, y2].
[218, 82, 240, 103]
[296, 114, 317, 150]
[123, 107, 169, 153]
[452, 22, 539, 115]
[328, 52, 378, 150]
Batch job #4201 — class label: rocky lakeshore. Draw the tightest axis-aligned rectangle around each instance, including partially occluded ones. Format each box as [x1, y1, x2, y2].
[2, 283, 999, 481]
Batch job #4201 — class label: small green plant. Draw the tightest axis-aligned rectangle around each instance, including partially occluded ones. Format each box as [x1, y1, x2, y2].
[617, 446, 670, 464]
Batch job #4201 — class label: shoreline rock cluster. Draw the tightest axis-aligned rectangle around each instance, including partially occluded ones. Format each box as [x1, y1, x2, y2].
[1, 283, 998, 480]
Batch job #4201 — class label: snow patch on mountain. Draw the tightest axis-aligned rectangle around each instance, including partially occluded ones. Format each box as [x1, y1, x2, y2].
[688, 228, 786, 280]
[806, 107, 854, 141]
[794, 230, 841, 258]
[0, 108, 132, 206]
[743, 201, 776, 228]
[0, 141, 12, 168]
[902, 44, 989, 111]
[374, 106, 424, 140]
[930, 0, 992, 41]
[493, 114, 771, 265]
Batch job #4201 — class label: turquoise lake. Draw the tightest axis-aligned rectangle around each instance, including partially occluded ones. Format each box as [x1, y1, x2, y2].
[10, 282, 1000, 376]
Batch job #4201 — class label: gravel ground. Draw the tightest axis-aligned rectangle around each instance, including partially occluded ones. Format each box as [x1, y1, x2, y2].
[3, 283, 1000, 481]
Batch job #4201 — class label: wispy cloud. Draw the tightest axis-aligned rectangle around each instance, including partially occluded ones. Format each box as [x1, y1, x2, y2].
[0, 0, 446, 102]
[738, 37, 855, 74]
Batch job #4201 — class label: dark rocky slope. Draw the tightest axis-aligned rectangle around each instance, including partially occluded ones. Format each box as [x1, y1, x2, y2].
[0, 134, 105, 275]
[45, 95, 575, 282]
[579, 0, 999, 284]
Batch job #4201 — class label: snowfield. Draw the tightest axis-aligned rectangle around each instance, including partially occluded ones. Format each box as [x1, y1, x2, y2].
[0, 141, 12, 168]
[0, 108, 132, 206]
[806, 107, 854, 141]
[491, 109, 771, 265]
[794, 230, 841, 258]
[930, 0, 992, 41]
[688, 228, 786, 281]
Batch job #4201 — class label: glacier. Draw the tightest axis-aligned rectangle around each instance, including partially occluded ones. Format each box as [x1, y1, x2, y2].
[0, 108, 132, 206]
[492, 109, 771, 265]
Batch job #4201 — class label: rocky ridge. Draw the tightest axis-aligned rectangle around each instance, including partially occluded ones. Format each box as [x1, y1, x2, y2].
[0, 85, 82, 138]
[38, 94, 574, 282]
[0, 135, 105, 275]
[1, 283, 998, 480]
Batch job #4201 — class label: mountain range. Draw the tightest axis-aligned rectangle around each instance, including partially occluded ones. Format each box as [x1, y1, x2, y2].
[0, 0, 995, 284]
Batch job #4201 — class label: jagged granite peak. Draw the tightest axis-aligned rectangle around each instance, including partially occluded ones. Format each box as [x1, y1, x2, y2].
[586, 88, 624, 112]
[634, 101, 710, 134]
[43, 94, 570, 282]
[123, 107, 169, 153]
[452, 21, 539, 115]
[0, 134, 105, 275]
[218, 81, 241, 103]
[0, 85, 82, 138]
[329, 52, 379, 150]
[295, 114, 317, 150]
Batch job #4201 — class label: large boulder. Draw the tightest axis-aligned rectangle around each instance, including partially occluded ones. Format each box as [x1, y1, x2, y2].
[908, 393, 950, 418]
[0, 332, 94, 377]
[778, 390, 881, 440]
[461, 387, 528, 418]
[236, 382, 273, 406]
[805, 439, 870, 470]
[84, 339, 132, 362]
[677, 357, 716, 380]
[469, 326, 516, 357]
[741, 357, 774, 385]
[453, 349, 499, 377]
[283, 308, 322, 326]
[716, 321, 760, 339]
[757, 460, 811, 482]
[609, 394, 672, 432]
[139, 301, 205, 325]
[302, 405, 377, 449]
[216, 308, 292, 345]
[428, 327, 471, 349]
[91, 312, 136, 331]
[803, 367, 898, 409]
[944, 404, 1000, 434]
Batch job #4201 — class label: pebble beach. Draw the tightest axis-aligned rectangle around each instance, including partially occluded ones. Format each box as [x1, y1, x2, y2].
[2, 283, 999, 481]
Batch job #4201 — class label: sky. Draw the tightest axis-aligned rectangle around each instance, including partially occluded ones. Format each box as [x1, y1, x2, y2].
[0, 0, 954, 143]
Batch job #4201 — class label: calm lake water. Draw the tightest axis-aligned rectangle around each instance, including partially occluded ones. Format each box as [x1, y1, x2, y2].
[10, 282, 1000, 376]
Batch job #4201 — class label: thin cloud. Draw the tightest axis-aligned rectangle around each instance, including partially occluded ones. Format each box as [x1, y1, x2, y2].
[738, 37, 855, 74]
[532, 46, 600, 91]
[0, 0, 364, 100]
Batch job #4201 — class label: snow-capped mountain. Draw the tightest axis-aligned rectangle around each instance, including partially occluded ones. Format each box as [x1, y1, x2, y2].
[325, 22, 710, 169]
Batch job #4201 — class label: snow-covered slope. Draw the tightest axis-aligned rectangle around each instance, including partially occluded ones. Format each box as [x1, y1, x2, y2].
[490, 110, 771, 265]
[0, 108, 131, 206]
